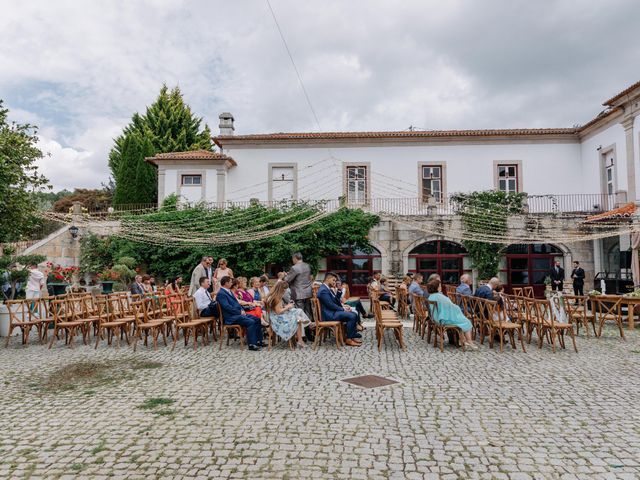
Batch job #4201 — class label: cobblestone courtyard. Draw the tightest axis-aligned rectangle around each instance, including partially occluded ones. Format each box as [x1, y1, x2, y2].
[1, 324, 639, 479]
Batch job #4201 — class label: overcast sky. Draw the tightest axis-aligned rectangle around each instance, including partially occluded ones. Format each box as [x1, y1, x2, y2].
[1, 0, 639, 191]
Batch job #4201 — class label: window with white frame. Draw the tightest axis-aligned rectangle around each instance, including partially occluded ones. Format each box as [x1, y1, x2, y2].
[181, 174, 202, 186]
[271, 166, 295, 200]
[497, 164, 519, 193]
[346, 166, 368, 204]
[421, 165, 443, 202]
[604, 153, 615, 195]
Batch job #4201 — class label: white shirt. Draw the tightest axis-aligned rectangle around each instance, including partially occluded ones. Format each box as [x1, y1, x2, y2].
[27, 269, 44, 292]
[194, 287, 213, 312]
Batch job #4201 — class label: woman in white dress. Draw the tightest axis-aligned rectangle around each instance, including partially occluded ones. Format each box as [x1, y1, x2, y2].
[264, 281, 310, 348]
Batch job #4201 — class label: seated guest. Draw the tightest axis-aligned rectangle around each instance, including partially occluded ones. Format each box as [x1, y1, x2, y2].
[248, 277, 263, 302]
[141, 275, 153, 294]
[264, 281, 310, 348]
[164, 276, 184, 312]
[408, 273, 425, 302]
[379, 276, 396, 306]
[217, 276, 264, 351]
[316, 272, 361, 347]
[276, 272, 292, 304]
[194, 277, 218, 318]
[369, 272, 382, 291]
[492, 284, 511, 321]
[259, 275, 271, 297]
[130, 275, 145, 296]
[234, 277, 266, 325]
[456, 274, 473, 297]
[474, 277, 500, 300]
[335, 278, 371, 319]
[426, 278, 478, 350]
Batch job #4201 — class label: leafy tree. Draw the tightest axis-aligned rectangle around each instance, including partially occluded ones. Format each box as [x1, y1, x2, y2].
[0, 249, 47, 299]
[109, 85, 213, 205]
[0, 100, 50, 242]
[33, 189, 73, 210]
[52, 188, 112, 213]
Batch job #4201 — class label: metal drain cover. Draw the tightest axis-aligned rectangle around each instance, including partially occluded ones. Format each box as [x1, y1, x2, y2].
[342, 375, 399, 389]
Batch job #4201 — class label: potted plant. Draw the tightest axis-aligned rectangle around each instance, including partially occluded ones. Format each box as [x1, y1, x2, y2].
[97, 268, 120, 294]
[111, 257, 137, 291]
[48, 264, 80, 295]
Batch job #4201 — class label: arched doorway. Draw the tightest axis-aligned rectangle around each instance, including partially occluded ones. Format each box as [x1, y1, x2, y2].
[320, 245, 382, 296]
[408, 240, 470, 285]
[501, 244, 563, 297]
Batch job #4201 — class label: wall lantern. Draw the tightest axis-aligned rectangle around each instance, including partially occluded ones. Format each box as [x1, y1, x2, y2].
[68, 225, 79, 239]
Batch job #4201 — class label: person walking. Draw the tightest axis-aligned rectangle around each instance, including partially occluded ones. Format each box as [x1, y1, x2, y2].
[570, 261, 585, 296]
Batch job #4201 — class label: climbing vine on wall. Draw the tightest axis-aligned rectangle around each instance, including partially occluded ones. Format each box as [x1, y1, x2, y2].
[450, 190, 527, 279]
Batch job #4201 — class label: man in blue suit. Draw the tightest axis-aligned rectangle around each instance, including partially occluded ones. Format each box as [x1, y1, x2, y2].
[217, 276, 264, 351]
[317, 272, 361, 347]
[474, 277, 499, 300]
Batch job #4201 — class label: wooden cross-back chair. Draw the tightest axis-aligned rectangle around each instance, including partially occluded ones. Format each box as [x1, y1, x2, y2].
[562, 295, 596, 337]
[426, 298, 466, 352]
[310, 296, 344, 350]
[591, 295, 625, 339]
[368, 284, 391, 311]
[511, 287, 524, 297]
[396, 286, 409, 319]
[217, 303, 246, 350]
[538, 297, 578, 353]
[4, 299, 47, 347]
[517, 296, 544, 344]
[459, 294, 479, 340]
[371, 293, 405, 351]
[48, 297, 91, 348]
[411, 293, 427, 335]
[170, 296, 211, 351]
[480, 298, 526, 352]
[131, 298, 173, 351]
[93, 296, 131, 349]
[523, 286, 535, 298]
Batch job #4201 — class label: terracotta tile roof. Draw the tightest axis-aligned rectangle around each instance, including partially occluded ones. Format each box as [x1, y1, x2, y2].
[603, 80, 640, 106]
[215, 128, 578, 144]
[145, 150, 236, 166]
[585, 202, 637, 223]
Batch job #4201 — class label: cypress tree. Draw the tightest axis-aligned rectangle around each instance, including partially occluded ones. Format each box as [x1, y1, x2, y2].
[109, 85, 213, 204]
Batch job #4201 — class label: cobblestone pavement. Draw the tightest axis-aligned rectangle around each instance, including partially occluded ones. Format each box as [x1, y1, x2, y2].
[0, 323, 639, 480]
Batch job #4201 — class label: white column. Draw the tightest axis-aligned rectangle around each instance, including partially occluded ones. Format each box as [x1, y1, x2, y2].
[622, 117, 636, 202]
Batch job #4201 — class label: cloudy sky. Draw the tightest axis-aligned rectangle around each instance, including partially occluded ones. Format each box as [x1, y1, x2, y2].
[1, 0, 639, 191]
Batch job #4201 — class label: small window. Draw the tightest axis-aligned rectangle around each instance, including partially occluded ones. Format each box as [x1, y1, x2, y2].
[421, 165, 443, 202]
[346, 165, 368, 204]
[181, 175, 202, 186]
[497, 164, 518, 193]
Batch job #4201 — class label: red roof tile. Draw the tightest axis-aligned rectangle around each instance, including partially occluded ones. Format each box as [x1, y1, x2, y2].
[603, 80, 640, 106]
[145, 150, 236, 166]
[585, 202, 636, 223]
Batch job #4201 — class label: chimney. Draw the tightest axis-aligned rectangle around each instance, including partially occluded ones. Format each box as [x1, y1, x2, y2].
[219, 112, 235, 136]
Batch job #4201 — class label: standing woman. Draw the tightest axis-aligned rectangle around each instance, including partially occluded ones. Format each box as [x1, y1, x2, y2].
[213, 259, 233, 293]
[264, 281, 310, 348]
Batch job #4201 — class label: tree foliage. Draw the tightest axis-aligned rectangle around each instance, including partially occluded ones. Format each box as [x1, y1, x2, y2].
[450, 190, 527, 279]
[80, 207, 379, 280]
[0, 100, 50, 242]
[109, 85, 214, 205]
[52, 188, 112, 212]
[0, 248, 47, 299]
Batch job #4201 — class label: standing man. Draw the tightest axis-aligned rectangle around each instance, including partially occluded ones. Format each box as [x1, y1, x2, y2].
[284, 252, 313, 319]
[549, 260, 565, 292]
[130, 275, 145, 296]
[189, 256, 213, 296]
[570, 261, 585, 296]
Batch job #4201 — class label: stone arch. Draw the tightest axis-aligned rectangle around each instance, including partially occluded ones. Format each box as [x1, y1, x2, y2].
[400, 236, 467, 275]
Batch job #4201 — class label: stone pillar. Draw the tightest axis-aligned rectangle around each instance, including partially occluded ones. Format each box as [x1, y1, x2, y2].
[216, 170, 226, 203]
[622, 116, 636, 202]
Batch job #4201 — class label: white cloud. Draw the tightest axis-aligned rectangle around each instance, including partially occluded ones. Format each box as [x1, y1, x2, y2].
[1, 0, 639, 190]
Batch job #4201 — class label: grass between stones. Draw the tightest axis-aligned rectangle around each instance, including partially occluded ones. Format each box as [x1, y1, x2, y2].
[138, 397, 177, 417]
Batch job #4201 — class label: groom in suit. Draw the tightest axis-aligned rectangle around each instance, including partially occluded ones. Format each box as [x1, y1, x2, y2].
[570, 261, 585, 296]
[316, 272, 361, 347]
[549, 260, 565, 292]
[217, 276, 264, 351]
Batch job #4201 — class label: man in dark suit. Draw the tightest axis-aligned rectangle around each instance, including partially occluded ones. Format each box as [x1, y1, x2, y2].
[570, 260, 585, 296]
[316, 272, 361, 347]
[549, 260, 565, 292]
[217, 276, 264, 351]
[130, 275, 145, 296]
[474, 277, 499, 300]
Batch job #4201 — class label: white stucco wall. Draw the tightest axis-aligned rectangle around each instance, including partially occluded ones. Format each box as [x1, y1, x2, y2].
[222, 141, 584, 202]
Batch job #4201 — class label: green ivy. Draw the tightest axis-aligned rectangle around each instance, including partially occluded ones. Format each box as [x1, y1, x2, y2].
[450, 190, 527, 279]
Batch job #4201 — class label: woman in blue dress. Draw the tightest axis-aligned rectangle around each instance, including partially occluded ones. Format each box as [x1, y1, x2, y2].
[426, 278, 478, 350]
[264, 281, 311, 349]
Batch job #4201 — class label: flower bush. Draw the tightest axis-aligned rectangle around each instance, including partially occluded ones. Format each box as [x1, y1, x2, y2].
[97, 268, 120, 282]
[49, 265, 79, 284]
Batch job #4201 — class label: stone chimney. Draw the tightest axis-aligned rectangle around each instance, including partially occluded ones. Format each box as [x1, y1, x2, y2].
[219, 112, 235, 135]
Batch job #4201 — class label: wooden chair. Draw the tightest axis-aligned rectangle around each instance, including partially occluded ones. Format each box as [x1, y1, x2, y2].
[460, 295, 480, 340]
[591, 295, 625, 339]
[310, 297, 344, 350]
[94, 296, 131, 349]
[538, 297, 578, 353]
[131, 299, 173, 351]
[426, 299, 465, 352]
[217, 303, 246, 350]
[48, 298, 91, 348]
[562, 295, 596, 336]
[368, 284, 391, 312]
[371, 296, 405, 351]
[523, 286, 535, 298]
[171, 297, 211, 350]
[411, 294, 427, 337]
[396, 286, 409, 319]
[518, 297, 545, 344]
[4, 299, 47, 347]
[484, 299, 526, 352]
[511, 287, 524, 297]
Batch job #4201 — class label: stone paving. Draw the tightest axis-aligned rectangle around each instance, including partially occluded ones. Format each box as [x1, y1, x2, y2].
[0, 323, 639, 479]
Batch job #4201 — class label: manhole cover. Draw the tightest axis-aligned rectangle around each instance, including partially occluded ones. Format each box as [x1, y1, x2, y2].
[341, 375, 399, 389]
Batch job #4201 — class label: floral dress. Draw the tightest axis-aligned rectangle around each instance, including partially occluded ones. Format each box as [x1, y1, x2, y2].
[269, 303, 311, 341]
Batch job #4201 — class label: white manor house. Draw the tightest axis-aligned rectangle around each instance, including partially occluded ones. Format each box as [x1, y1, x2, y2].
[145, 81, 640, 296]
